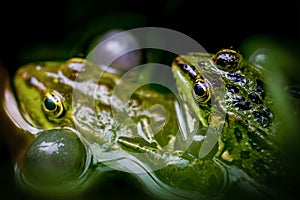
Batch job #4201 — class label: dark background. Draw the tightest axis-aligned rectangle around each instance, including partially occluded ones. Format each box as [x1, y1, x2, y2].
[0, 0, 300, 199]
[1, 0, 299, 75]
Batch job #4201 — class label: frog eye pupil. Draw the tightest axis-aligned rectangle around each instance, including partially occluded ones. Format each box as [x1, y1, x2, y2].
[44, 97, 56, 111]
[192, 80, 210, 103]
[42, 92, 64, 118]
[194, 83, 205, 96]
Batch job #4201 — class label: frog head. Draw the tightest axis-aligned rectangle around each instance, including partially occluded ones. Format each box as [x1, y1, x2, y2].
[12, 58, 97, 192]
[172, 49, 282, 187]
[12, 56, 181, 194]
[12, 58, 86, 128]
[172, 48, 275, 136]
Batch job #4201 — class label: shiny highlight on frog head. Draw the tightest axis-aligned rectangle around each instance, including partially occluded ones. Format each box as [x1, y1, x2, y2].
[61, 58, 87, 81]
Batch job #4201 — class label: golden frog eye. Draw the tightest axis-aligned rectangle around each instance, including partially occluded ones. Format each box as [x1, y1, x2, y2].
[42, 92, 64, 118]
[192, 78, 210, 103]
[212, 49, 242, 71]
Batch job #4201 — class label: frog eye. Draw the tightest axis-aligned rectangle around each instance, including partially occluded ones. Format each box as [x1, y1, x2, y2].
[42, 92, 64, 118]
[192, 79, 210, 103]
[212, 49, 242, 71]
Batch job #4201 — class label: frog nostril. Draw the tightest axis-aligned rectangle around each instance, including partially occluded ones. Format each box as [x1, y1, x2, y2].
[22, 129, 89, 187]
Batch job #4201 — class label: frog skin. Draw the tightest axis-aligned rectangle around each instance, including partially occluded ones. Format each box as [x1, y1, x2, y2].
[171, 48, 284, 191]
[5, 49, 285, 199]
[10, 57, 229, 199]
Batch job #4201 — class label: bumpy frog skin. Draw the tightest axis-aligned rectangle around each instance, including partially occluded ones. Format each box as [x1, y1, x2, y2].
[8, 49, 285, 199]
[172, 49, 282, 186]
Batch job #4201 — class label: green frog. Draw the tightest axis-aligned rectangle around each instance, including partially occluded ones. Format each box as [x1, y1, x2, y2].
[7, 49, 285, 199]
[171, 48, 284, 191]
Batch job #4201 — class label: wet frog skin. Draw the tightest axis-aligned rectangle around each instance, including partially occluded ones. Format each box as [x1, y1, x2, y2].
[6, 49, 285, 199]
[11, 57, 227, 199]
[172, 49, 283, 189]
